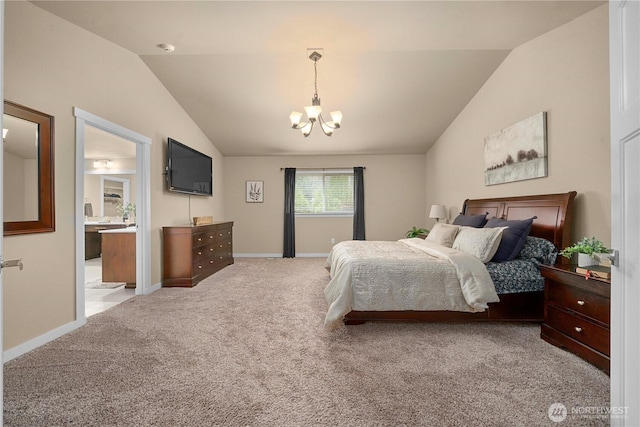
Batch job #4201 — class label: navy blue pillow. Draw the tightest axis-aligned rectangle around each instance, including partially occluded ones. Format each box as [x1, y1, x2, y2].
[484, 216, 536, 262]
[452, 212, 488, 228]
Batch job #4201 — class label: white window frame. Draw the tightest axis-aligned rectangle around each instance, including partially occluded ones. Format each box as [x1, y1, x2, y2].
[294, 169, 354, 218]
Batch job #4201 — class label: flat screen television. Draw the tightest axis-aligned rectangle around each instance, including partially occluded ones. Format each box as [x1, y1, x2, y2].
[166, 137, 213, 196]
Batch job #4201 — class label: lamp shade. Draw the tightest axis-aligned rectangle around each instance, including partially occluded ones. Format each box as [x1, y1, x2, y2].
[330, 111, 343, 127]
[290, 111, 303, 127]
[305, 105, 322, 121]
[429, 204, 447, 220]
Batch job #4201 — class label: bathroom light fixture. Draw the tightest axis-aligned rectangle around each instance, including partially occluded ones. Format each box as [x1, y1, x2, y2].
[429, 204, 447, 223]
[93, 160, 113, 169]
[290, 49, 342, 137]
[2, 128, 7, 140]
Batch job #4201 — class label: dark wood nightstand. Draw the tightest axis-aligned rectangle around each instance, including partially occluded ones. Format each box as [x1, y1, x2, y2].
[540, 264, 610, 374]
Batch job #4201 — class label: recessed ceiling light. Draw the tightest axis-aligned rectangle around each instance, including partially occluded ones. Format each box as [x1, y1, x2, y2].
[157, 43, 175, 53]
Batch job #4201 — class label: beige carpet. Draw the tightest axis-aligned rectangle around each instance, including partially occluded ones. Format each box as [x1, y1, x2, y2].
[4, 258, 609, 426]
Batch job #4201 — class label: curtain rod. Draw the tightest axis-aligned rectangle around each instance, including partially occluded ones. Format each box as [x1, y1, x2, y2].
[280, 167, 366, 171]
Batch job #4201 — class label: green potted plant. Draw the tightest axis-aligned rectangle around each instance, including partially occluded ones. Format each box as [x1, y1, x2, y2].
[116, 202, 136, 223]
[559, 236, 609, 267]
[405, 226, 429, 238]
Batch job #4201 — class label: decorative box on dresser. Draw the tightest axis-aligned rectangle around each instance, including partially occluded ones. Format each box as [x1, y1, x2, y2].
[540, 264, 610, 374]
[162, 221, 233, 287]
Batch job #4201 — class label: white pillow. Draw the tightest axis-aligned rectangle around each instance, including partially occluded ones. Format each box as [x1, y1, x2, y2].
[452, 226, 507, 263]
[425, 223, 460, 248]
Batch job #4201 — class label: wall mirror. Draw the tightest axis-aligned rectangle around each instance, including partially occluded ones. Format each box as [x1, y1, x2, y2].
[3, 100, 55, 235]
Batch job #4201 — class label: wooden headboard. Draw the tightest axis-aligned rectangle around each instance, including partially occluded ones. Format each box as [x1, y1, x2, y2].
[461, 191, 577, 250]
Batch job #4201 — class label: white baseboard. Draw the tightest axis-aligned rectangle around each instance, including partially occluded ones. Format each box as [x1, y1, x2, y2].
[4, 281, 162, 363]
[234, 253, 283, 258]
[3, 318, 87, 363]
[234, 253, 329, 258]
[145, 281, 162, 294]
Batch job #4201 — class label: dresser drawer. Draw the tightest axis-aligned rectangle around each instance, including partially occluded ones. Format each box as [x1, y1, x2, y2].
[215, 246, 233, 261]
[216, 226, 232, 241]
[192, 230, 216, 248]
[193, 255, 217, 274]
[547, 283, 609, 325]
[192, 243, 216, 261]
[546, 305, 609, 355]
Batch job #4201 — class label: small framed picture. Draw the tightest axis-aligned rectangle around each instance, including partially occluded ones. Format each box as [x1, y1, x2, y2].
[246, 180, 264, 203]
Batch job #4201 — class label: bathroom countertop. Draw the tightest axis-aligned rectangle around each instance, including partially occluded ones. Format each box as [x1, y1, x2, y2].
[98, 227, 136, 234]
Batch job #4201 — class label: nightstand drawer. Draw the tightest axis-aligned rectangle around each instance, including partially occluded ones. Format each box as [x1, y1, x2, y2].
[546, 305, 609, 356]
[547, 283, 609, 325]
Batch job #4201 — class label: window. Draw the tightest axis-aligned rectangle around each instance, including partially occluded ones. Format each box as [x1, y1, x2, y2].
[295, 169, 354, 216]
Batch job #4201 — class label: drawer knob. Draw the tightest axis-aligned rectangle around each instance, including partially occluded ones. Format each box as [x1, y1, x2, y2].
[577, 300, 585, 306]
[574, 326, 583, 333]
[209, 235, 214, 239]
[210, 248, 214, 252]
[197, 238, 202, 242]
[210, 260, 214, 264]
[197, 251, 202, 255]
[198, 265, 202, 269]
[219, 233, 223, 237]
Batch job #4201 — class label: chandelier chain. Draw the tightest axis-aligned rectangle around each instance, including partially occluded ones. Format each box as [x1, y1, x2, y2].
[314, 59, 319, 98]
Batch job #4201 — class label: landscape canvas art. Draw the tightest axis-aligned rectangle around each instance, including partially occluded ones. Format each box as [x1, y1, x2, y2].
[484, 112, 547, 186]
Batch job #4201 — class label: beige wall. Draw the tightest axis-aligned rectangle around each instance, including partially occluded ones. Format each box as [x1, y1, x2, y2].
[224, 155, 426, 255]
[3, 2, 225, 350]
[425, 5, 610, 245]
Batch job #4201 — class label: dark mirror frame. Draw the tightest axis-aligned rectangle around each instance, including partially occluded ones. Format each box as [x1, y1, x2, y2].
[4, 100, 55, 236]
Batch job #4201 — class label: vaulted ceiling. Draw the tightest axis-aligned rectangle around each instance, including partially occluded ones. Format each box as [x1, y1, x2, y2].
[33, 1, 604, 156]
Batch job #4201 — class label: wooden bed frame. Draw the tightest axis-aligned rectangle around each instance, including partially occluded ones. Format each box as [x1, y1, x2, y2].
[343, 191, 577, 325]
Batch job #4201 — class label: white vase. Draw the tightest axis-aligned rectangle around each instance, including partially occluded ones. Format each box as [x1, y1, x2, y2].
[577, 253, 598, 267]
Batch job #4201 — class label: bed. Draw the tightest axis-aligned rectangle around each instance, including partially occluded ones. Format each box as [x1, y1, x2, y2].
[325, 191, 576, 326]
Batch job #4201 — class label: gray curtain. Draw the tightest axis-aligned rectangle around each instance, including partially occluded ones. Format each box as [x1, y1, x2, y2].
[353, 166, 365, 240]
[283, 168, 296, 257]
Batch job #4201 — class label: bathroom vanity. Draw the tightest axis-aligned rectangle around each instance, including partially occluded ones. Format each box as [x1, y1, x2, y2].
[84, 222, 127, 260]
[100, 227, 136, 287]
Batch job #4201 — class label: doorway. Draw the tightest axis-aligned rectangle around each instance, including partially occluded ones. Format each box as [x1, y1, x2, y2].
[83, 127, 137, 316]
[73, 108, 152, 321]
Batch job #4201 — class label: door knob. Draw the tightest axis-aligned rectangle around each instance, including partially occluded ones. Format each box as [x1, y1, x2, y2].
[1, 258, 24, 271]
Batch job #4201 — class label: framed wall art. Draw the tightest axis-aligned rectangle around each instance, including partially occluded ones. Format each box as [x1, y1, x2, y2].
[483, 112, 547, 186]
[246, 180, 264, 203]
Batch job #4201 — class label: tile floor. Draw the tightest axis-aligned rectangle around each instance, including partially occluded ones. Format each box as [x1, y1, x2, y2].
[85, 257, 135, 317]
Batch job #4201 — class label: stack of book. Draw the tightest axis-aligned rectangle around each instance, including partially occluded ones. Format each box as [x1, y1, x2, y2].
[575, 265, 611, 280]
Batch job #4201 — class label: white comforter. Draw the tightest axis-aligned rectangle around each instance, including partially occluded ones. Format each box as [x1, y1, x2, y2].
[323, 238, 500, 327]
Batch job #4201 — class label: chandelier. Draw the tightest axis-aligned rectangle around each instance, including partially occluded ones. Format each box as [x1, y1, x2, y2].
[290, 49, 343, 137]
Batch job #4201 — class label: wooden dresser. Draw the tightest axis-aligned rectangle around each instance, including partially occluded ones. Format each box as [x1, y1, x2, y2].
[162, 221, 234, 287]
[540, 264, 610, 374]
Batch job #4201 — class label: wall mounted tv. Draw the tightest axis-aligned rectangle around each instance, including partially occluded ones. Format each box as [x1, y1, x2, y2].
[166, 137, 213, 196]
